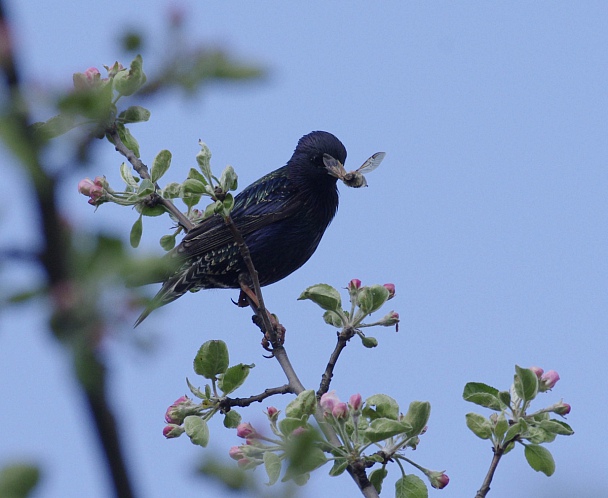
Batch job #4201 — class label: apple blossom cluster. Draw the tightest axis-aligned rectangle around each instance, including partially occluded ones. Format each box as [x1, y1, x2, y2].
[224, 389, 448, 491]
[298, 279, 399, 348]
[464, 365, 573, 477]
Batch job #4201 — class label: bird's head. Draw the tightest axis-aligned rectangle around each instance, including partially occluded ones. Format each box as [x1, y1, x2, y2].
[290, 131, 347, 180]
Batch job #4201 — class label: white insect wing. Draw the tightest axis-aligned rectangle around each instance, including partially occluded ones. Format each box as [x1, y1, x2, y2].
[357, 151, 386, 174]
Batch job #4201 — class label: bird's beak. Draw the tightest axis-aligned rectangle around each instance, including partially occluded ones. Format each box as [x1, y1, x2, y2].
[323, 153, 346, 179]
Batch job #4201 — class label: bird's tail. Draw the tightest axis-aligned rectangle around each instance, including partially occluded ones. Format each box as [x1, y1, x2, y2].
[133, 277, 188, 327]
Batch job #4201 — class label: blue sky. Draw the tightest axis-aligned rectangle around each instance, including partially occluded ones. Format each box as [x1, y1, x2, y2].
[1, 2, 607, 497]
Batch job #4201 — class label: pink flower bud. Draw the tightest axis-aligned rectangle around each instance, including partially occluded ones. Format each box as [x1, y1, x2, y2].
[383, 283, 396, 299]
[237, 457, 252, 468]
[349, 393, 362, 411]
[266, 406, 279, 420]
[332, 402, 349, 419]
[429, 472, 449, 489]
[78, 178, 96, 196]
[540, 370, 560, 391]
[529, 366, 544, 378]
[236, 422, 257, 439]
[164, 395, 197, 424]
[163, 424, 185, 438]
[553, 402, 571, 416]
[291, 426, 307, 437]
[319, 390, 341, 414]
[73, 67, 101, 91]
[229, 446, 245, 460]
[348, 279, 362, 291]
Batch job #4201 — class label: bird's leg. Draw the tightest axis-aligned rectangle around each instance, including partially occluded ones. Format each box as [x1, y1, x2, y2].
[238, 282, 260, 308]
[238, 277, 285, 350]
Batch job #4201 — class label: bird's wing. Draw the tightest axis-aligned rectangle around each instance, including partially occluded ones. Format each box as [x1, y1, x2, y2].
[174, 168, 300, 259]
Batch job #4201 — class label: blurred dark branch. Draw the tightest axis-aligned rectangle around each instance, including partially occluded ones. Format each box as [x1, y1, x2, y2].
[0, 3, 135, 497]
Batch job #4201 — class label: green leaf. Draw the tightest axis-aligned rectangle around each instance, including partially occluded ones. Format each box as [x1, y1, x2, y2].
[514, 365, 539, 402]
[494, 414, 509, 443]
[129, 216, 143, 248]
[504, 420, 524, 443]
[193, 340, 229, 379]
[285, 390, 316, 419]
[526, 426, 555, 444]
[357, 284, 390, 315]
[120, 162, 139, 188]
[283, 431, 327, 480]
[264, 451, 282, 486]
[187, 167, 208, 184]
[462, 382, 504, 410]
[539, 419, 574, 436]
[184, 416, 209, 447]
[363, 418, 411, 443]
[151, 150, 172, 183]
[278, 417, 307, 436]
[223, 409, 241, 429]
[197, 141, 213, 180]
[160, 234, 176, 251]
[31, 113, 78, 140]
[328, 459, 349, 477]
[220, 164, 238, 191]
[162, 182, 181, 199]
[0, 463, 41, 498]
[322, 310, 344, 327]
[362, 394, 399, 420]
[118, 105, 151, 123]
[465, 413, 493, 440]
[181, 178, 207, 195]
[218, 363, 253, 395]
[401, 401, 431, 437]
[524, 444, 555, 476]
[395, 474, 428, 498]
[113, 54, 147, 96]
[369, 468, 388, 493]
[222, 193, 234, 213]
[186, 377, 206, 399]
[498, 390, 512, 407]
[116, 123, 140, 157]
[297, 283, 342, 311]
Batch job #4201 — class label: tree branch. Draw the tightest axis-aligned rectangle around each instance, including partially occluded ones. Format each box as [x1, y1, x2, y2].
[219, 384, 294, 411]
[0, 6, 136, 497]
[105, 125, 194, 231]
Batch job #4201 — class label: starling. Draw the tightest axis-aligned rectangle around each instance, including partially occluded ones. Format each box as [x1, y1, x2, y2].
[135, 131, 347, 325]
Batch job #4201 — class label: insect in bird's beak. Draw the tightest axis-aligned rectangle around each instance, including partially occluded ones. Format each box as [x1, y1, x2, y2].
[324, 151, 386, 188]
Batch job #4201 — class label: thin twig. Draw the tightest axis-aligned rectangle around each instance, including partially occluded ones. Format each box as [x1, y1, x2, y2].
[475, 440, 514, 498]
[105, 126, 194, 231]
[223, 214, 276, 343]
[318, 327, 357, 398]
[219, 384, 294, 411]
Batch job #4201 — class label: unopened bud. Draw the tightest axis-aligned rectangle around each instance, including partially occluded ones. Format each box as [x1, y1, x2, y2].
[383, 283, 396, 300]
[540, 370, 560, 391]
[236, 422, 257, 439]
[163, 424, 185, 439]
[332, 402, 349, 419]
[529, 366, 544, 378]
[349, 393, 362, 412]
[319, 390, 341, 414]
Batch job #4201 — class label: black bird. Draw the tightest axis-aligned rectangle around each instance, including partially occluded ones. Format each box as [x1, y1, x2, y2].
[135, 131, 347, 325]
